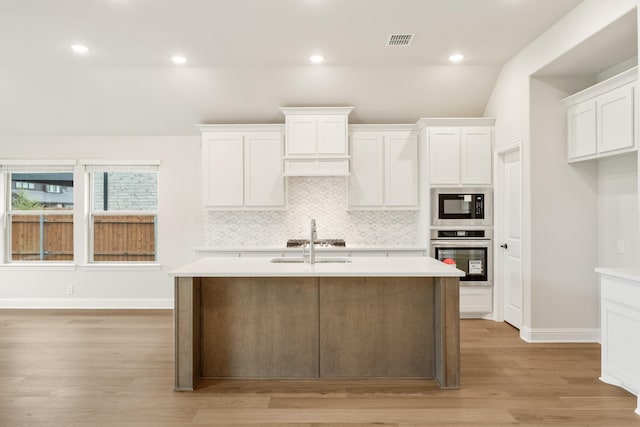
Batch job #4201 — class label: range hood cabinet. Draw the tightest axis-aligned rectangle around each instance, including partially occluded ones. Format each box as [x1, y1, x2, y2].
[281, 107, 354, 176]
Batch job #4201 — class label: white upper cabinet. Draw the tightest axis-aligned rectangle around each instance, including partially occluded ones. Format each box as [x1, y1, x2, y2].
[349, 132, 384, 207]
[598, 83, 635, 154]
[244, 132, 286, 208]
[428, 127, 461, 185]
[385, 131, 419, 206]
[349, 126, 419, 210]
[281, 107, 354, 176]
[563, 66, 638, 163]
[461, 128, 493, 185]
[418, 118, 494, 186]
[568, 99, 597, 159]
[317, 115, 349, 155]
[201, 132, 244, 208]
[286, 115, 316, 155]
[198, 125, 286, 210]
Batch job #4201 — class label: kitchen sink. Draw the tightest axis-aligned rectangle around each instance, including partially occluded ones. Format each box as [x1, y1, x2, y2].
[270, 257, 352, 264]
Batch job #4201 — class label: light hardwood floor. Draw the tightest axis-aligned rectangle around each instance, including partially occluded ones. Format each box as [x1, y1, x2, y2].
[0, 309, 638, 426]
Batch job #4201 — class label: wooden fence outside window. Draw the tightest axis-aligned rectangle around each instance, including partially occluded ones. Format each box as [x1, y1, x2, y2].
[11, 215, 156, 262]
[93, 215, 156, 262]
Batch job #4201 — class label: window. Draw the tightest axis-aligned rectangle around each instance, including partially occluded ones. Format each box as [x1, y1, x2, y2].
[86, 163, 159, 263]
[15, 182, 35, 190]
[1, 163, 75, 263]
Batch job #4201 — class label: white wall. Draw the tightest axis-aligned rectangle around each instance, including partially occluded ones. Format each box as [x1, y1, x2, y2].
[485, 0, 639, 339]
[598, 153, 639, 267]
[0, 136, 203, 308]
[530, 77, 599, 330]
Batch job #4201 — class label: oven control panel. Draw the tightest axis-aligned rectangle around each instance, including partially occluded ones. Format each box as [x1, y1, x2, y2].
[436, 230, 486, 239]
[431, 229, 492, 240]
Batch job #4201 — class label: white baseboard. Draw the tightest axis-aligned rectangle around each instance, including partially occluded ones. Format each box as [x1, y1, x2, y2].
[0, 298, 173, 309]
[520, 326, 600, 343]
[461, 312, 495, 320]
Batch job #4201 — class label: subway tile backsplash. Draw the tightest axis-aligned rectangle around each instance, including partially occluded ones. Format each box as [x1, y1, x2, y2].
[205, 177, 419, 247]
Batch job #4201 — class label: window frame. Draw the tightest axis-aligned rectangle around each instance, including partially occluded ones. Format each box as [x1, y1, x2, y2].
[0, 160, 76, 266]
[83, 160, 160, 266]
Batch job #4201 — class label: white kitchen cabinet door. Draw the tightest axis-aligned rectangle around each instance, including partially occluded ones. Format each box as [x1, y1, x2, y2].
[460, 286, 493, 317]
[568, 100, 597, 160]
[202, 133, 244, 208]
[598, 83, 635, 154]
[429, 128, 461, 185]
[317, 115, 348, 155]
[244, 132, 285, 208]
[461, 128, 492, 185]
[349, 132, 384, 207]
[286, 115, 317, 155]
[384, 132, 419, 207]
[597, 272, 640, 414]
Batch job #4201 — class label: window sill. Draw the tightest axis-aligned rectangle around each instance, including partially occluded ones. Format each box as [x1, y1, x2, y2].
[0, 263, 78, 271]
[79, 263, 162, 272]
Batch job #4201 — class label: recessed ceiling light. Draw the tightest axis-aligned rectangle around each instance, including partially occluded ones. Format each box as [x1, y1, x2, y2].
[309, 54, 324, 64]
[71, 44, 89, 55]
[171, 55, 187, 65]
[449, 53, 464, 64]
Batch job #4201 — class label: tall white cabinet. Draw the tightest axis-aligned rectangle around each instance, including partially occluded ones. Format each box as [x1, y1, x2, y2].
[198, 125, 286, 210]
[348, 125, 419, 210]
[419, 118, 496, 319]
[563, 66, 638, 162]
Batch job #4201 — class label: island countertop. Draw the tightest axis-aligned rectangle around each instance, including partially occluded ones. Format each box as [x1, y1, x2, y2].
[170, 256, 465, 278]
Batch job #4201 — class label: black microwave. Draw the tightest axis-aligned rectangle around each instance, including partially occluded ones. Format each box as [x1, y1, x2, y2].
[431, 189, 492, 226]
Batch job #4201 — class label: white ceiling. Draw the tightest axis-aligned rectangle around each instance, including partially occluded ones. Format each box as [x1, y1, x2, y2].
[0, 0, 584, 67]
[0, 0, 587, 135]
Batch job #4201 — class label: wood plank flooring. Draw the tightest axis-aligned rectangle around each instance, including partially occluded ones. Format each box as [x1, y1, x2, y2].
[0, 309, 638, 426]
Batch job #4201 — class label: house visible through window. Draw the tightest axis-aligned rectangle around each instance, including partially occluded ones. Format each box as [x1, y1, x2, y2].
[88, 165, 158, 262]
[8, 171, 74, 262]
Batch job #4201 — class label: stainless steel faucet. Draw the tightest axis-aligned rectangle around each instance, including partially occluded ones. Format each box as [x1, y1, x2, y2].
[309, 218, 317, 264]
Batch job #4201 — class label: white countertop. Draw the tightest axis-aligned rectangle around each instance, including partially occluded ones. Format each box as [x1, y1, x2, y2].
[193, 245, 427, 253]
[171, 256, 464, 278]
[595, 267, 640, 283]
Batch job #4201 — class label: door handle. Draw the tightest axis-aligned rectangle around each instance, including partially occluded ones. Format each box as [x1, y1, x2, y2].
[500, 243, 508, 249]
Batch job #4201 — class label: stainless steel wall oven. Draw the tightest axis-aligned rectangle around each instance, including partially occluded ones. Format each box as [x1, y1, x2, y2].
[430, 229, 492, 286]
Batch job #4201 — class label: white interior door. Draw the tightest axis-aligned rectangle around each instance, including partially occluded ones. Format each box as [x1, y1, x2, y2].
[500, 146, 523, 329]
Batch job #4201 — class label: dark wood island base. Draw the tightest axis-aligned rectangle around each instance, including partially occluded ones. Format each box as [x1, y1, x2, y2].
[174, 276, 460, 391]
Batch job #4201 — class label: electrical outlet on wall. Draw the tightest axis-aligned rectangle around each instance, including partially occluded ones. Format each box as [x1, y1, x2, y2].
[66, 284, 74, 295]
[617, 240, 625, 254]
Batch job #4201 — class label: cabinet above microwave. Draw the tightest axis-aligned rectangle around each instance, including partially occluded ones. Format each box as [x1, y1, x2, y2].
[417, 118, 495, 186]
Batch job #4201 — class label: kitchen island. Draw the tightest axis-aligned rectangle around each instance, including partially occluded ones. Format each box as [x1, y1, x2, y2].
[170, 256, 464, 391]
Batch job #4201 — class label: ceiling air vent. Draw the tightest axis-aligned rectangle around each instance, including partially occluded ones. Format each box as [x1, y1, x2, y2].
[386, 33, 415, 46]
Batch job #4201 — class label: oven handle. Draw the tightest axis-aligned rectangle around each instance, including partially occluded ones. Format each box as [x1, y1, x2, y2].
[431, 240, 491, 247]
